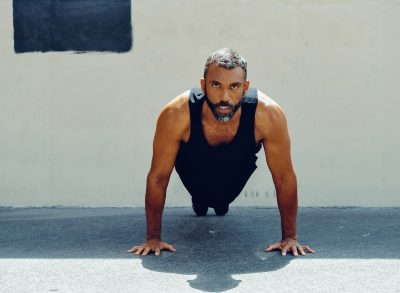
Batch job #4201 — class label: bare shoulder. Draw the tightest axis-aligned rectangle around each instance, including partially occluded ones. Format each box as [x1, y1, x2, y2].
[149, 90, 191, 180]
[156, 90, 191, 140]
[255, 89, 288, 139]
[161, 89, 190, 116]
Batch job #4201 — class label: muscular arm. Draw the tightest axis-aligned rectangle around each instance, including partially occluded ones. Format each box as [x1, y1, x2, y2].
[258, 101, 298, 240]
[145, 94, 189, 240]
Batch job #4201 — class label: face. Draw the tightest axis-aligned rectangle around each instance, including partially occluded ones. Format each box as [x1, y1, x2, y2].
[201, 63, 250, 123]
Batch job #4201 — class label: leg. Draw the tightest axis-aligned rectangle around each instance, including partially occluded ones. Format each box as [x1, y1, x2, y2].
[175, 157, 257, 216]
[213, 204, 229, 216]
[175, 159, 212, 216]
[191, 195, 208, 216]
[211, 163, 258, 216]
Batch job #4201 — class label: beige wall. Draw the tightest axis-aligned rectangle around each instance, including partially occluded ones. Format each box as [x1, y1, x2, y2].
[0, 0, 399, 207]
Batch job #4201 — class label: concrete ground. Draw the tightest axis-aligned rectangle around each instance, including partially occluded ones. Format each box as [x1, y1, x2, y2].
[0, 207, 399, 292]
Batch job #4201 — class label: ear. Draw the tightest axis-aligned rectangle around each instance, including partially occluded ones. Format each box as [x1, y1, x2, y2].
[200, 78, 206, 94]
[244, 80, 250, 93]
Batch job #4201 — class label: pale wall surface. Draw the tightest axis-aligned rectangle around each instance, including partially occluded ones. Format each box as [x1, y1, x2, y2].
[0, 0, 399, 207]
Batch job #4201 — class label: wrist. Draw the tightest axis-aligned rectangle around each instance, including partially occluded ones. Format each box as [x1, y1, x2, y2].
[146, 233, 161, 241]
[282, 235, 297, 241]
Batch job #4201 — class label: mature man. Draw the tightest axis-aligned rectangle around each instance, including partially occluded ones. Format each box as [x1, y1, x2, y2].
[128, 48, 316, 257]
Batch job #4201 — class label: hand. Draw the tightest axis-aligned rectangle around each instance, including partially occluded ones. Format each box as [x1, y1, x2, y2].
[127, 238, 176, 256]
[265, 238, 316, 256]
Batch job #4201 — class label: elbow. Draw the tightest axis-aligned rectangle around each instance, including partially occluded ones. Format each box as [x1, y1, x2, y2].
[273, 171, 297, 185]
[146, 173, 170, 188]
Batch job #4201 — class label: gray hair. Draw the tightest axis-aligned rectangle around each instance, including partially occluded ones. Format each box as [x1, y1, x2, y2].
[203, 48, 247, 80]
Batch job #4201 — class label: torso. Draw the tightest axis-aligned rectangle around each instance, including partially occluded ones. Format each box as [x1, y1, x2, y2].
[180, 90, 269, 147]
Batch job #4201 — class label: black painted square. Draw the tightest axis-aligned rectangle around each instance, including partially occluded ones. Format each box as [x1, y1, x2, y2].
[13, 0, 132, 53]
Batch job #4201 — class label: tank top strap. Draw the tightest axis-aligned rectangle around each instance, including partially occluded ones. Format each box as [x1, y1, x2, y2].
[188, 87, 205, 144]
[238, 87, 258, 147]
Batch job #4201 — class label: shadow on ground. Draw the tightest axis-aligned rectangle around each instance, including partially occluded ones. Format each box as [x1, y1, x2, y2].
[0, 207, 399, 292]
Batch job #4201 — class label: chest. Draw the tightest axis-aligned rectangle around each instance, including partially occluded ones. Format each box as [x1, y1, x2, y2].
[182, 103, 263, 146]
[202, 121, 264, 148]
[201, 120, 240, 146]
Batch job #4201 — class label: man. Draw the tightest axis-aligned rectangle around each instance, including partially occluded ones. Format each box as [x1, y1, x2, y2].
[127, 48, 316, 257]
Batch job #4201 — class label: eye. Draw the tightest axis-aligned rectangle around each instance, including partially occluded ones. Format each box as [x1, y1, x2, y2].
[211, 82, 220, 88]
[231, 84, 239, 89]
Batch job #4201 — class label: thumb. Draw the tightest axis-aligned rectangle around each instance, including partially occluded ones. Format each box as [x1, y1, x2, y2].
[166, 244, 176, 252]
[265, 242, 280, 251]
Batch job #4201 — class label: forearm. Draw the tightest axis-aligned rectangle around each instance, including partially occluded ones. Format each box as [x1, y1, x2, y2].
[145, 176, 168, 240]
[274, 175, 298, 240]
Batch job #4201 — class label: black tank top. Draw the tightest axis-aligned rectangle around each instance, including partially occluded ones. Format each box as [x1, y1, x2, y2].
[175, 87, 262, 197]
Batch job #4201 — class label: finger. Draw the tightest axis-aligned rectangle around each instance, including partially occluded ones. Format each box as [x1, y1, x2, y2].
[265, 242, 281, 250]
[281, 246, 288, 256]
[298, 246, 306, 256]
[134, 247, 144, 255]
[265, 242, 281, 252]
[166, 244, 176, 252]
[127, 246, 141, 253]
[141, 247, 151, 256]
[291, 246, 298, 256]
[303, 246, 316, 253]
[155, 248, 161, 256]
[127, 246, 137, 253]
[160, 242, 174, 252]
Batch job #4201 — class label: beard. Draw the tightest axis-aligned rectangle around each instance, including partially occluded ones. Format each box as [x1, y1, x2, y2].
[204, 87, 245, 123]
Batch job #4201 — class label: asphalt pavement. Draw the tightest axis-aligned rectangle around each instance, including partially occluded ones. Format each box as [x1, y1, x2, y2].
[0, 206, 399, 292]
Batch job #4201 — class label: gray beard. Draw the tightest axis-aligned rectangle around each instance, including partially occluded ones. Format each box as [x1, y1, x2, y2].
[204, 88, 245, 123]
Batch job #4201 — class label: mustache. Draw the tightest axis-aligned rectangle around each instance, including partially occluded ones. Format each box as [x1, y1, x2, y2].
[215, 102, 233, 108]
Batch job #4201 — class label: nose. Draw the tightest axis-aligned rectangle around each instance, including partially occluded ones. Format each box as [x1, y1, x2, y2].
[221, 89, 230, 102]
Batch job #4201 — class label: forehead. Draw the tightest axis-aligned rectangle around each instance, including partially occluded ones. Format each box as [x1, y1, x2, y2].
[206, 63, 245, 82]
